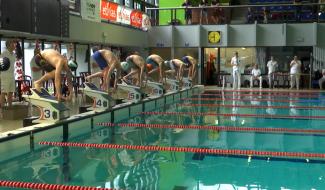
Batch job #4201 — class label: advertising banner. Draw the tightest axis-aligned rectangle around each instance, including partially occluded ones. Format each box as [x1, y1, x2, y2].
[101, 0, 119, 22]
[100, 0, 151, 31]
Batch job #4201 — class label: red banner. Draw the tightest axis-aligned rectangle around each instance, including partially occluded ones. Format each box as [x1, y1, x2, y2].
[100, 0, 118, 22]
[130, 11, 143, 28]
[100, 0, 151, 31]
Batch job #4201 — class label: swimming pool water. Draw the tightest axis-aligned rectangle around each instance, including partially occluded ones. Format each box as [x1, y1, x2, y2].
[0, 90, 325, 190]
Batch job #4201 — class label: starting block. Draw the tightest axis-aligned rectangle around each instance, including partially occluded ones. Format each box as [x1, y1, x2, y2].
[166, 78, 179, 92]
[82, 82, 115, 112]
[147, 81, 164, 97]
[118, 83, 143, 102]
[23, 88, 69, 124]
[182, 78, 192, 89]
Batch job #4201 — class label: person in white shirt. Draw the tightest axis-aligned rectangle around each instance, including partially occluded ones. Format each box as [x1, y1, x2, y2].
[267, 56, 277, 88]
[290, 55, 301, 90]
[250, 64, 262, 88]
[0, 39, 16, 108]
[230, 52, 241, 89]
[319, 69, 325, 90]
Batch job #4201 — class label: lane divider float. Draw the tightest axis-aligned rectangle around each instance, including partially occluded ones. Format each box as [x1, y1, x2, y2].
[177, 103, 325, 110]
[39, 141, 325, 160]
[141, 112, 325, 120]
[182, 98, 317, 103]
[196, 93, 319, 98]
[0, 180, 112, 190]
[97, 122, 325, 135]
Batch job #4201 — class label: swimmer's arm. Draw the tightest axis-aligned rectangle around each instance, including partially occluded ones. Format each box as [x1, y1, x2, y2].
[139, 66, 145, 87]
[179, 64, 184, 81]
[114, 68, 121, 90]
[192, 65, 197, 80]
[66, 70, 73, 100]
[105, 64, 116, 90]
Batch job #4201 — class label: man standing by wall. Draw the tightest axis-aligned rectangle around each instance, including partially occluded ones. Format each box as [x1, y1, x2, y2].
[290, 55, 301, 90]
[231, 51, 241, 89]
[0, 39, 16, 111]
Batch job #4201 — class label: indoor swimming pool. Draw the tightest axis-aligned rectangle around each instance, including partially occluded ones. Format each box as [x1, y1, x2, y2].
[1, 89, 325, 190]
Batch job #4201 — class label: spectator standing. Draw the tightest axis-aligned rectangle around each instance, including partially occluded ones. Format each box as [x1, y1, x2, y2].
[211, 0, 220, 24]
[182, 0, 192, 25]
[0, 39, 16, 109]
[200, 0, 209, 25]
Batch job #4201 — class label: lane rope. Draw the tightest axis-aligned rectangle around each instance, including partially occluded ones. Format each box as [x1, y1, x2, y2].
[204, 89, 322, 94]
[39, 141, 325, 160]
[177, 103, 325, 110]
[197, 93, 320, 98]
[0, 180, 112, 190]
[182, 98, 313, 103]
[97, 122, 325, 135]
[141, 112, 325, 120]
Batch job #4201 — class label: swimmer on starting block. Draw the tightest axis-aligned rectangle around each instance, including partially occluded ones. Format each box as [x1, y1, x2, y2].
[86, 47, 121, 92]
[164, 59, 186, 82]
[34, 49, 73, 101]
[121, 53, 147, 87]
[182, 55, 197, 81]
[146, 54, 166, 83]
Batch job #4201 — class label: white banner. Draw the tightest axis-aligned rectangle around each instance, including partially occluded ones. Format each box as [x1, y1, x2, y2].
[81, 0, 101, 22]
[117, 6, 132, 25]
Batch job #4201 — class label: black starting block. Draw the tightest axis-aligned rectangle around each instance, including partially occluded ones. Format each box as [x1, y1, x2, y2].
[23, 88, 70, 124]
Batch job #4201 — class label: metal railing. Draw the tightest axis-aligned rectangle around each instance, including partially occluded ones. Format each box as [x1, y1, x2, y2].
[146, 2, 325, 26]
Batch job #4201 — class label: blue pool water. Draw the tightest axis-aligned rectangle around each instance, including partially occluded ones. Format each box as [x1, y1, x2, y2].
[0, 90, 325, 190]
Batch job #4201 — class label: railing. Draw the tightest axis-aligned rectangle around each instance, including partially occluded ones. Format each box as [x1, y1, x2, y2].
[146, 3, 325, 26]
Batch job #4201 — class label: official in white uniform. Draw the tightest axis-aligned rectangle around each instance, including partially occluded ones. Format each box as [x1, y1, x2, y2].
[267, 56, 277, 88]
[250, 64, 262, 88]
[230, 52, 241, 89]
[290, 56, 301, 90]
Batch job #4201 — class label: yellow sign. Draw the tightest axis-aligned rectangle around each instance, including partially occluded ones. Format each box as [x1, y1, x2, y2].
[208, 31, 221, 44]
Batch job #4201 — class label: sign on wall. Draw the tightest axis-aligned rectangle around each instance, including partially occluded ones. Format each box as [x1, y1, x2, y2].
[101, 0, 119, 22]
[100, 0, 151, 31]
[81, 0, 101, 22]
[208, 31, 221, 44]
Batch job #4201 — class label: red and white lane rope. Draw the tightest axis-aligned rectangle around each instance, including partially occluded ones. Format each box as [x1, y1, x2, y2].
[0, 180, 112, 190]
[97, 122, 325, 135]
[204, 89, 322, 94]
[197, 93, 319, 98]
[39, 141, 325, 159]
[141, 112, 325, 120]
[178, 103, 325, 110]
[182, 98, 300, 103]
